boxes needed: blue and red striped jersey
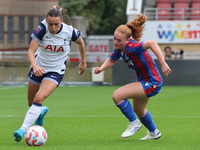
[110,39,162,85]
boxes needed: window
[0,16,4,43]
[7,16,13,43]
[19,16,24,42]
[28,16,34,40]
[38,16,44,24]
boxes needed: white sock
[130,119,139,125]
[150,129,160,135]
[21,103,42,132]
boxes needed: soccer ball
[25,125,47,146]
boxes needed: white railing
[1,51,200,62]
[67,52,111,63]
[144,7,200,20]
[0,51,29,61]
[0,51,111,62]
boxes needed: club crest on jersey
[127,59,134,66]
[45,45,64,52]
[125,55,134,66]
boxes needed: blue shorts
[27,68,64,87]
[140,81,162,98]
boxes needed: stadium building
[0,0,88,61]
[0,0,200,85]
[127,0,200,58]
[112,0,200,86]
[0,0,59,51]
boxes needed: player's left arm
[28,39,45,76]
[143,41,171,77]
[75,37,87,75]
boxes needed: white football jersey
[31,19,82,75]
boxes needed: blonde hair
[115,13,147,42]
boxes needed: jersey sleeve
[128,41,145,54]
[31,23,46,43]
[110,49,121,60]
[71,28,82,42]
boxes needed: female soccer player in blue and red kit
[94,14,171,140]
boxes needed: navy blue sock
[139,110,156,132]
[32,102,42,106]
[117,100,137,122]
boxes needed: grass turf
[0,86,200,150]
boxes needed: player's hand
[32,65,45,76]
[94,67,102,74]
[78,62,87,75]
[161,62,171,77]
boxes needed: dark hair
[115,13,147,42]
[164,46,172,51]
[46,6,68,20]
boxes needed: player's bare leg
[34,79,57,126]
[28,81,39,106]
[113,82,146,138]
[14,79,57,142]
[133,92,161,140]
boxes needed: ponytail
[126,13,147,42]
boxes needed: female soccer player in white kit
[13,6,87,142]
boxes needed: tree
[59,0,128,35]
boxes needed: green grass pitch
[0,85,200,150]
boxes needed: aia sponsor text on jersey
[45,45,64,52]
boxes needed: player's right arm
[94,57,117,74]
[28,39,45,76]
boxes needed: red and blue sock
[139,110,156,132]
[117,99,137,122]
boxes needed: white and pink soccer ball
[25,125,47,146]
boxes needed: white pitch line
[0,115,200,118]
[0,86,25,90]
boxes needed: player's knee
[34,93,45,104]
[112,90,121,104]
